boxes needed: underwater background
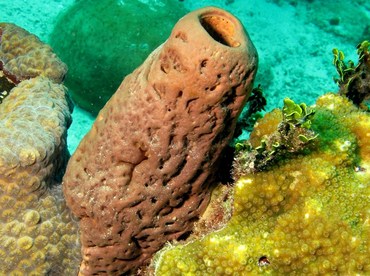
[1,0,368,154]
[0,1,369,275]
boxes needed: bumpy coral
[63,6,258,275]
[0,23,80,274]
[154,93,370,275]
[0,76,71,190]
[0,77,80,275]
[0,23,67,84]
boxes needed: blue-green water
[0,0,370,275]
[1,0,368,152]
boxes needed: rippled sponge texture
[63,6,258,274]
[0,77,80,274]
[154,93,370,275]
[0,23,67,83]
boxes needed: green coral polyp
[23,210,40,226]
[17,236,33,250]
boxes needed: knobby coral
[0,23,67,84]
[62,6,258,275]
[153,93,370,275]
[0,23,80,275]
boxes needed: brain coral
[63,6,258,275]
[0,23,67,84]
[0,23,80,274]
[153,93,370,275]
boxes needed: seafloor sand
[1,0,368,153]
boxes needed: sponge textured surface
[63,7,258,275]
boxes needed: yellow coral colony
[0,23,67,83]
[154,93,370,275]
[0,23,80,274]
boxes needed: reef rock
[63,6,258,275]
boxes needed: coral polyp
[153,93,370,275]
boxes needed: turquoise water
[0,1,369,275]
[1,0,368,152]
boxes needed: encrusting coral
[62,6,258,275]
[153,93,370,275]
[0,23,80,275]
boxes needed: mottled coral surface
[154,93,370,275]
[0,77,80,275]
[0,23,67,84]
[0,23,80,275]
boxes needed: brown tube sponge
[63,6,258,274]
